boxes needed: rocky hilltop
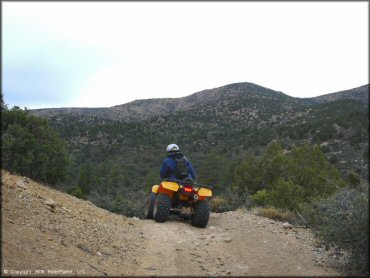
[32,82,369,122]
[312,84,369,104]
[2,170,343,276]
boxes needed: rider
[160,144,196,180]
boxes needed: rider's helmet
[166,143,180,153]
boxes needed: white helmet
[166,143,180,153]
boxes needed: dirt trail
[2,170,343,276]
[136,214,340,276]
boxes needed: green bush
[67,186,87,200]
[267,178,304,211]
[308,184,369,274]
[1,107,68,184]
[250,189,268,206]
[233,141,345,211]
[110,191,146,218]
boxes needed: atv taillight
[184,186,193,192]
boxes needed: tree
[288,144,343,201]
[267,178,304,210]
[77,162,96,193]
[235,141,345,211]
[1,107,68,184]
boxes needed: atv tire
[144,193,156,219]
[153,194,171,223]
[191,200,210,228]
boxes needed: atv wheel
[153,194,171,223]
[191,201,210,228]
[144,193,156,219]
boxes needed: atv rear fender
[152,182,212,200]
[152,182,180,198]
[152,185,159,193]
[197,188,212,197]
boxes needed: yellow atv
[144,179,213,228]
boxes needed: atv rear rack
[166,179,213,190]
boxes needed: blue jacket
[160,152,196,180]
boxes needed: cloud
[3,2,368,109]
[3,9,115,108]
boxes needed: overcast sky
[3,1,369,109]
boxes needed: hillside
[24,82,369,218]
[2,170,344,276]
[32,82,295,122]
[31,82,368,122]
[311,84,369,104]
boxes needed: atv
[144,179,213,228]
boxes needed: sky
[2,1,369,109]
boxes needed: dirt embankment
[2,170,343,276]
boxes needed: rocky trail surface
[2,170,343,276]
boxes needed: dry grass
[210,196,227,212]
[253,206,295,222]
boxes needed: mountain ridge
[31,82,369,122]
[27,81,368,204]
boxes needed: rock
[132,217,139,220]
[283,222,293,229]
[77,243,93,254]
[97,251,103,257]
[44,198,56,208]
[47,206,56,213]
[224,238,232,243]
[62,206,70,213]
[16,181,27,190]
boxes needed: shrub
[210,196,228,212]
[1,107,68,184]
[308,184,369,274]
[254,206,294,222]
[250,189,268,206]
[346,171,361,188]
[234,142,345,211]
[67,186,87,200]
[110,191,146,218]
[267,178,304,211]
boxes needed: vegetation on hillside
[233,141,345,211]
[308,183,369,274]
[1,105,69,184]
[2,83,368,275]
